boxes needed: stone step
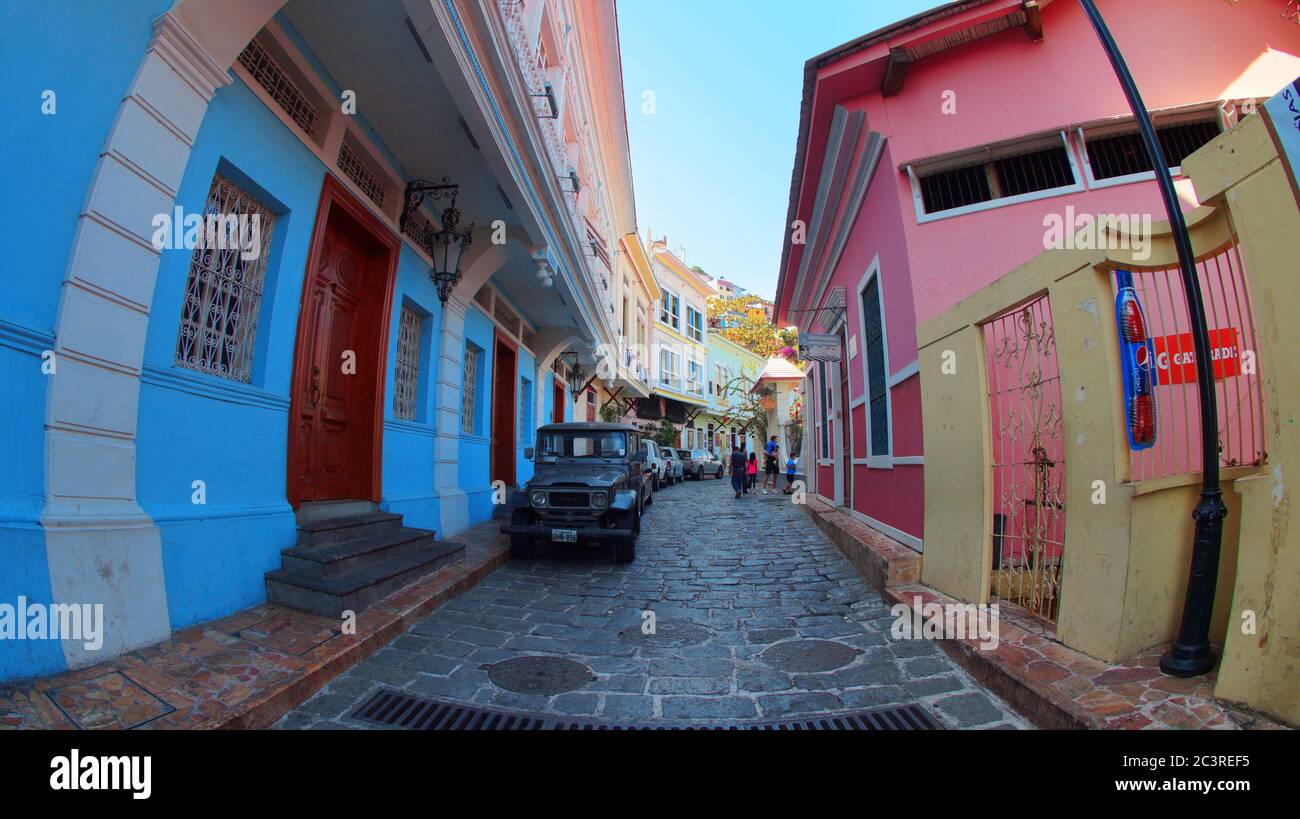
[281,526,439,579]
[295,511,404,548]
[265,540,465,618]
[295,499,379,525]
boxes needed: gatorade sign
[1151,328,1241,385]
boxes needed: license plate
[551,528,578,543]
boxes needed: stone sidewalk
[280,478,1029,728]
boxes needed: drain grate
[761,639,861,673]
[350,689,943,730]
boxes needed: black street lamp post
[1078,0,1227,676]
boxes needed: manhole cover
[487,656,594,695]
[618,620,713,646]
[761,639,860,673]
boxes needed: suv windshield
[537,430,627,461]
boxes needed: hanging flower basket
[759,396,777,411]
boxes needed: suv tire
[695,467,704,481]
[715,467,723,478]
[509,508,535,559]
[613,508,638,563]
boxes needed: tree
[652,420,679,448]
[717,373,768,444]
[707,295,783,358]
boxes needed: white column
[433,294,471,536]
[41,14,232,667]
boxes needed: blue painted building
[0,0,652,682]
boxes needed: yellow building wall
[1184,113,1300,726]
[916,122,1291,697]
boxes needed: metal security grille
[461,345,479,435]
[983,295,1066,622]
[337,141,387,209]
[237,38,319,136]
[992,145,1075,198]
[1086,119,1220,180]
[174,173,277,384]
[919,162,991,213]
[919,144,1075,214]
[1117,244,1266,482]
[351,689,944,730]
[393,306,423,421]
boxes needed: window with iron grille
[174,173,277,384]
[917,140,1076,215]
[860,277,889,457]
[462,344,480,435]
[1085,119,1220,180]
[237,38,320,136]
[393,305,424,421]
[337,139,387,209]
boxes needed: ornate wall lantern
[401,177,474,304]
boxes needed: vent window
[237,37,322,138]
[917,141,1076,216]
[338,137,389,209]
[1086,119,1220,180]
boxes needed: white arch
[41,2,285,667]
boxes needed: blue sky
[617,0,940,299]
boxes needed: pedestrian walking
[763,435,780,492]
[782,454,798,494]
[730,446,747,498]
[746,451,758,492]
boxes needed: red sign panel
[1152,328,1241,385]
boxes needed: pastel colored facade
[698,333,765,455]
[640,238,711,443]
[750,356,806,465]
[1,0,645,681]
[918,111,1298,724]
[775,0,1300,555]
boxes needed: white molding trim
[889,359,920,387]
[892,455,924,465]
[855,255,892,470]
[846,507,923,553]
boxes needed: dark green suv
[499,422,650,563]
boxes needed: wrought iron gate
[983,295,1067,622]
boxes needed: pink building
[774,0,1300,553]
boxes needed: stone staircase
[265,500,464,617]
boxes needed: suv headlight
[530,490,547,507]
[592,492,609,509]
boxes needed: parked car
[643,440,669,490]
[658,447,685,485]
[680,448,725,480]
[501,422,650,563]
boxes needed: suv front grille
[549,492,589,508]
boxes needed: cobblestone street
[280,478,1028,728]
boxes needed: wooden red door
[553,379,565,422]
[490,335,517,487]
[293,229,368,501]
[838,329,852,507]
[289,177,398,507]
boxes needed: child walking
[746,452,758,492]
[782,455,798,494]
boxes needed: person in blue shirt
[782,455,798,494]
